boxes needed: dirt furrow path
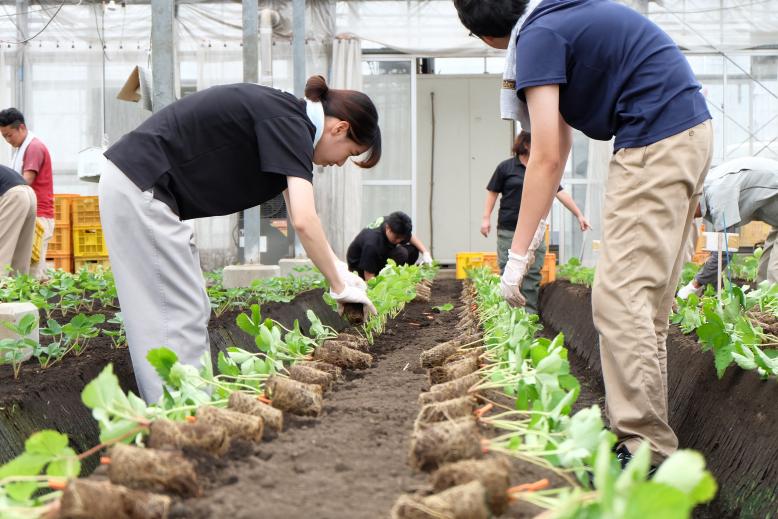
[183,277,462,519]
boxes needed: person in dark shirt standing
[347,211,433,280]
[455,0,713,469]
[100,76,381,403]
[0,164,37,275]
[481,131,590,313]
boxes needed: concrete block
[0,302,39,363]
[222,264,282,289]
[279,258,315,278]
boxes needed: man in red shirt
[0,108,55,280]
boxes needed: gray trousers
[99,161,211,403]
[497,228,546,314]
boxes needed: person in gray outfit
[678,157,778,299]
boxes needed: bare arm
[510,85,572,255]
[555,190,592,231]
[481,191,499,237]
[284,178,344,294]
[22,170,36,185]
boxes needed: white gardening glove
[330,286,377,320]
[420,251,434,265]
[677,281,702,300]
[335,260,366,290]
[500,250,531,307]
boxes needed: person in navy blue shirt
[455,0,713,470]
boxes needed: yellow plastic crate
[455,252,500,279]
[74,256,110,273]
[73,227,108,257]
[72,196,102,228]
[30,219,45,263]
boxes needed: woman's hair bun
[305,75,330,102]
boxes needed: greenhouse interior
[0,1,776,518]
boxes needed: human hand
[578,215,592,232]
[500,250,530,307]
[335,260,366,290]
[330,286,377,321]
[421,251,434,265]
[480,217,491,238]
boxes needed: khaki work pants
[0,185,37,276]
[592,120,713,464]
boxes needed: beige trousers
[592,120,713,464]
[0,185,37,276]
[30,217,55,279]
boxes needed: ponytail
[305,75,382,168]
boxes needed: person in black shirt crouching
[347,211,433,280]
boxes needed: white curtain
[0,48,12,168]
[314,37,363,258]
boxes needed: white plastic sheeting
[313,36,364,258]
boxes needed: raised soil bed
[540,280,778,519]
[0,288,345,469]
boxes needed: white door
[416,75,514,263]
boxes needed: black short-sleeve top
[104,84,316,220]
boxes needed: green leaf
[654,449,718,503]
[218,351,240,377]
[147,348,179,385]
[622,482,694,519]
[25,430,68,457]
[432,303,454,312]
[713,343,734,378]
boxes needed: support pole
[242,0,261,263]
[242,0,259,84]
[290,0,306,258]
[14,0,28,111]
[150,0,175,112]
[292,0,306,98]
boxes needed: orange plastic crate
[74,256,110,273]
[54,194,79,227]
[48,225,72,256]
[73,227,108,257]
[47,254,74,273]
[72,196,102,228]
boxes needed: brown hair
[512,131,531,158]
[305,75,382,168]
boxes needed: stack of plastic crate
[72,196,110,272]
[47,194,79,273]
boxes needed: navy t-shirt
[516,0,711,150]
[487,157,563,231]
[105,84,316,220]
